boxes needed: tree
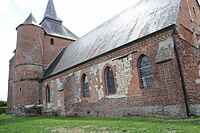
[0,100,7,107]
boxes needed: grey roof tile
[42,0,61,22]
[40,0,78,40]
[40,19,78,40]
[23,13,38,25]
[44,0,181,78]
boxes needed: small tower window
[193,7,196,18]
[46,85,51,103]
[139,55,154,88]
[105,67,116,94]
[50,38,54,45]
[82,74,90,97]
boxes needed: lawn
[0,114,200,133]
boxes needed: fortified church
[8,0,200,117]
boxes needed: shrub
[0,107,6,115]
[0,101,7,107]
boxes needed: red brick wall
[176,37,200,115]
[7,56,15,112]
[43,35,75,68]
[15,25,44,65]
[42,29,188,117]
[13,24,44,107]
[13,81,41,106]
[177,0,200,46]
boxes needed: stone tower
[13,13,44,108]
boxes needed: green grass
[0,114,200,133]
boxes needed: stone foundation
[11,105,43,116]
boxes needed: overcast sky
[0,0,139,101]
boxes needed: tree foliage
[0,101,7,107]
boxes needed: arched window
[105,67,116,94]
[82,74,90,97]
[139,55,154,88]
[46,85,51,103]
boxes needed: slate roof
[44,0,181,78]
[42,0,61,22]
[23,13,38,25]
[40,0,78,40]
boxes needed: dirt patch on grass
[82,125,109,132]
[51,124,131,133]
[82,125,97,129]
[167,130,176,133]
[51,127,84,133]
[51,126,110,133]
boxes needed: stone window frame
[81,73,90,97]
[138,55,155,88]
[46,85,51,103]
[102,64,117,95]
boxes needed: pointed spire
[23,13,37,25]
[39,0,77,39]
[43,0,62,22]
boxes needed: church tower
[8,0,78,114]
[13,13,44,109]
[40,0,78,68]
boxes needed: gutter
[172,25,190,117]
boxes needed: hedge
[0,107,6,115]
